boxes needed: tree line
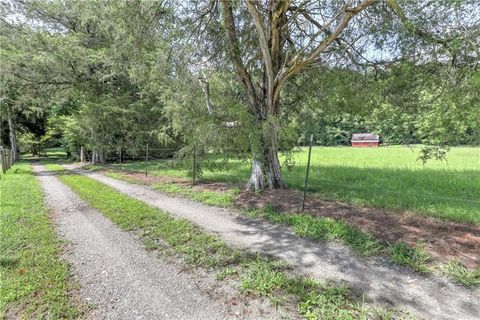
[1,0,478,191]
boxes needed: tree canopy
[1,0,478,189]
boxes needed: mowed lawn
[0,163,82,318]
[107,146,480,224]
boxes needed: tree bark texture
[7,107,19,162]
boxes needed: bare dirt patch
[234,188,480,270]
[96,168,480,270]
[112,169,189,185]
[104,168,242,192]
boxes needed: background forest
[1,0,479,182]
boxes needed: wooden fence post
[0,147,5,174]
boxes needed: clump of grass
[0,163,83,318]
[240,258,289,296]
[216,267,238,281]
[298,285,364,320]
[153,182,240,207]
[389,242,432,274]
[441,262,480,287]
[83,164,102,171]
[103,170,129,179]
[248,206,382,256]
[53,168,405,319]
[0,256,19,268]
[240,257,378,320]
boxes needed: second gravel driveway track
[64,164,480,320]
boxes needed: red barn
[351,133,380,147]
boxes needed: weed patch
[389,242,431,274]
[248,206,382,256]
[240,257,374,320]
[441,262,480,287]
[215,267,238,281]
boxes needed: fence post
[301,134,314,211]
[0,147,5,174]
[192,144,197,186]
[6,148,12,170]
[4,150,8,171]
[145,143,149,177]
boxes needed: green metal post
[193,144,196,186]
[302,134,314,211]
[145,143,149,177]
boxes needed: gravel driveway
[33,163,238,319]
[66,164,480,320]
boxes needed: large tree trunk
[246,116,286,191]
[246,137,286,191]
[92,148,99,164]
[7,107,18,162]
[246,158,265,191]
[265,138,285,189]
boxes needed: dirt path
[66,164,480,320]
[33,163,239,319]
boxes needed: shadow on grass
[201,163,480,224]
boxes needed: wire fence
[81,141,480,211]
[293,140,479,209]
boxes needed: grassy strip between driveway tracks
[0,163,84,319]
[46,163,409,320]
[100,168,480,287]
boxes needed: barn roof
[351,133,379,142]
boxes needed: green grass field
[100,146,480,224]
